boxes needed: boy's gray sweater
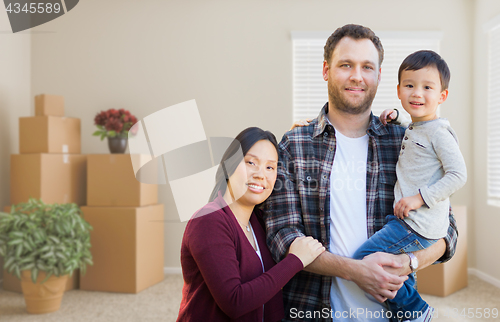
[395,118,467,239]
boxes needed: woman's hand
[290,118,312,131]
[288,236,325,267]
[379,109,398,125]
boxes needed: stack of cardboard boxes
[80,154,164,293]
[4,94,85,292]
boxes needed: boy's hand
[290,118,313,131]
[380,109,398,125]
[394,194,424,219]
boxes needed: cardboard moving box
[87,154,158,207]
[79,204,164,293]
[10,154,87,205]
[19,116,80,154]
[417,205,468,297]
[35,94,64,116]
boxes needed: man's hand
[379,109,397,125]
[350,252,408,303]
[394,194,424,219]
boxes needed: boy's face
[397,66,448,122]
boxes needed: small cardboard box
[417,206,468,297]
[10,154,87,206]
[79,204,164,293]
[35,94,64,116]
[19,116,80,154]
[2,206,79,292]
[87,154,158,207]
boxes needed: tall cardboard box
[19,116,80,154]
[417,206,468,296]
[10,154,87,205]
[87,154,157,207]
[79,204,164,293]
[1,206,79,292]
[35,94,64,116]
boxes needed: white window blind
[292,31,441,121]
[485,17,500,206]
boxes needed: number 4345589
[6,2,62,14]
[436,307,499,319]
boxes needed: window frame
[484,16,500,207]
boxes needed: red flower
[93,108,138,136]
[106,109,119,118]
[94,111,108,126]
[105,118,123,133]
[119,109,131,117]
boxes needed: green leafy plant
[0,199,93,284]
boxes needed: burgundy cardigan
[177,193,303,322]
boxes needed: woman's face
[227,140,278,207]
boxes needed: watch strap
[406,252,418,272]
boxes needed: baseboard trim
[468,268,500,289]
[164,267,182,275]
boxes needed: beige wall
[0,10,31,280]
[473,0,500,282]
[27,0,475,269]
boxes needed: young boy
[352,50,467,322]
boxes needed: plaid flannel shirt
[263,103,458,322]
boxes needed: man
[264,24,458,322]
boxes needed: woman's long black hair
[208,127,278,202]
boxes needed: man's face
[323,37,381,115]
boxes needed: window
[484,16,500,207]
[292,31,442,121]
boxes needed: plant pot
[20,270,69,314]
[107,136,128,154]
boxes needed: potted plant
[0,199,93,314]
[93,108,138,153]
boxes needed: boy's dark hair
[398,50,450,90]
[324,24,384,66]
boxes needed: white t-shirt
[329,130,389,322]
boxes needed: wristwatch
[406,252,418,272]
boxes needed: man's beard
[328,80,377,115]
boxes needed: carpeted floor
[0,274,498,321]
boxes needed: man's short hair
[398,50,451,91]
[323,24,384,66]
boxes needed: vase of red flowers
[93,109,138,154]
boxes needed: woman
[177,127,325,322]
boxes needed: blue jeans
[352,215,438,321]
